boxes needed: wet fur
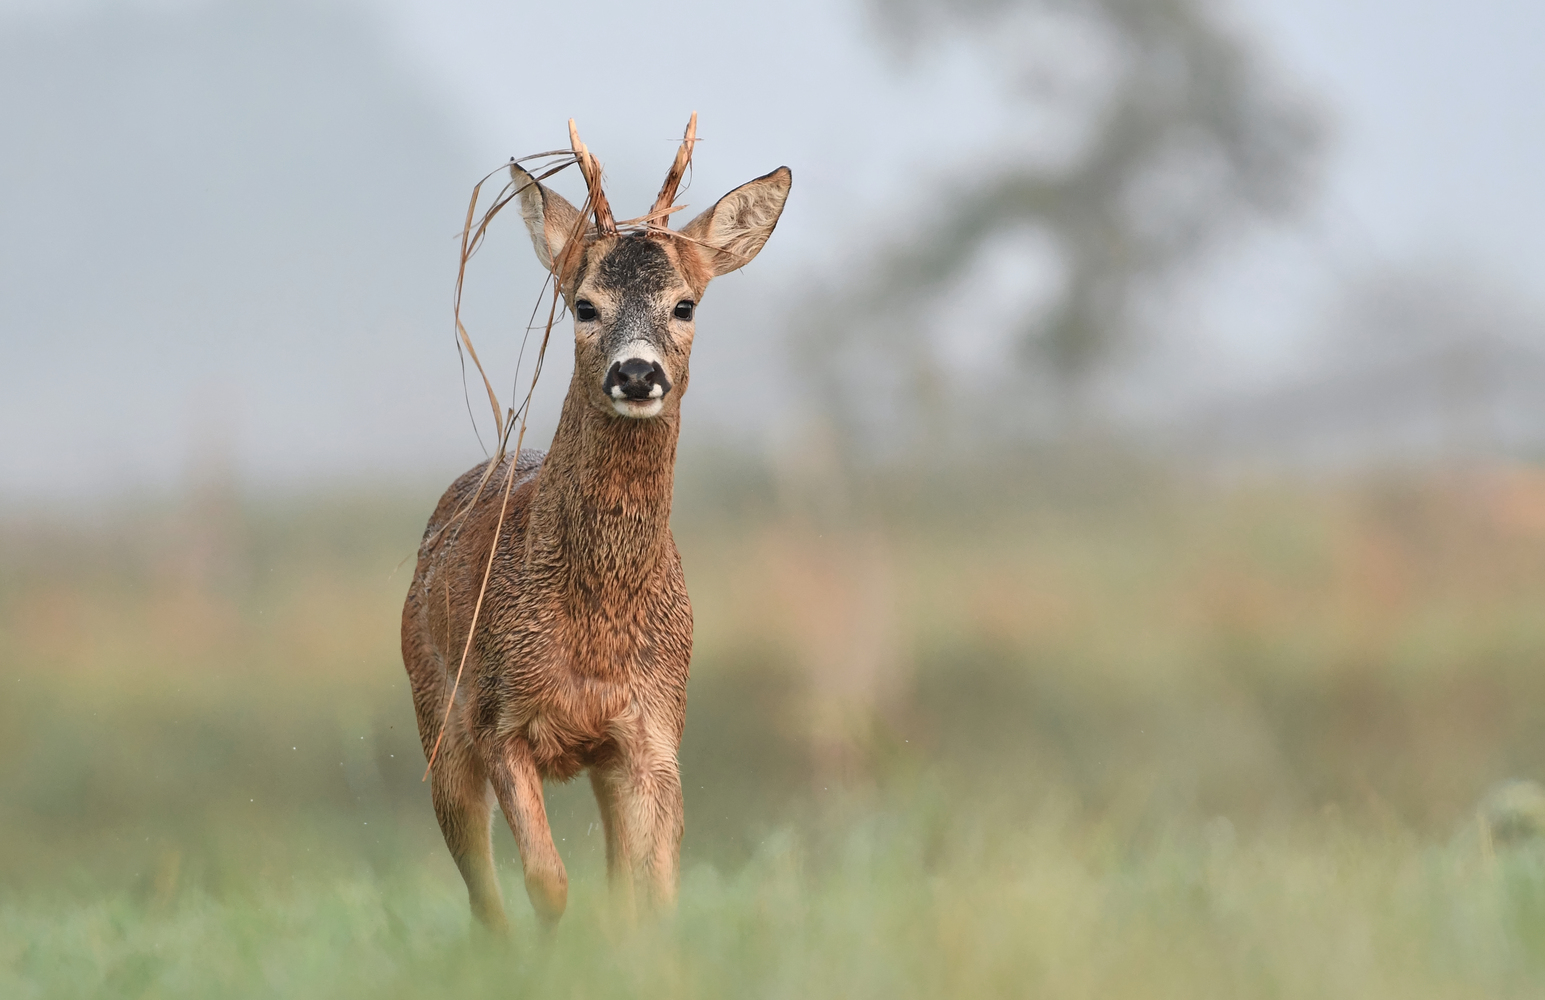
[402,161,790,933]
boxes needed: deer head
[512,117,791,421]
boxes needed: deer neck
[529,383,679,593]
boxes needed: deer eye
[673,300,695,321]
[575,300,598,321]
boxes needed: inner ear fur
[680,167,792,277]
[512,163,586,275]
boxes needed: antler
[650,112,698,228]
[568,118,617,236]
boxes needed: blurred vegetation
[5,454,1545,995]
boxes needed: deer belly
[519,682,631,780]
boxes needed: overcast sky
[0,0,1540,499]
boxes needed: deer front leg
[484,736,568,926]
[589,764,636,917]
[591,730,684,911]
[641,751,685,909]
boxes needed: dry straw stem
[451,150,573,450]
[422,447,520,777]
[426,133,609,777]
[432,150,583,550]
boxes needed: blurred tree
[803,0,1321,449]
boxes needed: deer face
[513,137,790,422]
[566,233,701,420]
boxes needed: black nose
[604,358,673,400]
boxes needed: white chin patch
[612,398,664,419]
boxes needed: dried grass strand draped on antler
[425,141,596,777]
[650,111,698,227]
[568,118,616,236]
[450,150,574,448]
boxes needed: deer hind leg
[429,744,507,933]
[485,736,568,926]
[591,734,684,911]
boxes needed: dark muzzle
[604,358,673,400]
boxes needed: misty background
[9,6,1545,993]
[2,0,1542,502]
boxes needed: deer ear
[512,163,585,274]
[681,167,791,277]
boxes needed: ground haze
[4,454,1545,997]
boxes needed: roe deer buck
[402,116,791,932]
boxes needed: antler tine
[650,111,698,227]
[567,118,617,236]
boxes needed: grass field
[6,809,1545,999]
[5,454,1545,997]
